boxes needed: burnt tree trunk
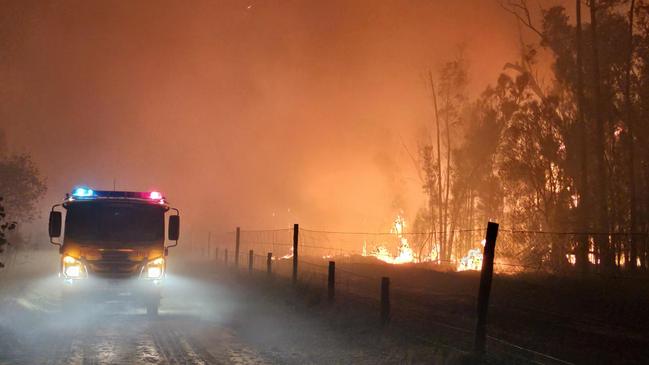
[589,0,613,272]
[575,0,591,273]
[625,0,638,270]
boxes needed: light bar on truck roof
[72,187,95,197]
[69,187,166,203]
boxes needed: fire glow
[357,215,485,271]
[361,215,416,264]
[456,239,486,271]
[273,247,293,260]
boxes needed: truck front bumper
[62,276,162,303]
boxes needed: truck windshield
[65,202,164,242]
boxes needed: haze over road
[1,250,442,365]
[0,251,270,364]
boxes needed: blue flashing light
[72,187,94,197]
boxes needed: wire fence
[198,225,649,274]
[192,223,649,364]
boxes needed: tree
[0,153,47,222]
[575,0,591,273]
[437,55,469,260]
[588,0,614,271]
[0,197,17,268]
[450,99,504,258]
[634,0,649,268]
[624,0,638,270]
[411,2,649,272]
[488,0,649,271]
[419,53,469,262]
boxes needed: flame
[566,239,601,266]
[456,249,483,271]
[362,215,416,264]
[356,215,487,270]
[566,249,600,266]
[566,254,576,265]
[565,252,637,266]
[456,239,485,271]
[273,247,293,260]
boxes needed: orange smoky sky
[1,0,567,238]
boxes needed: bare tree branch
[499,0,545,40]
[398,133,424,184]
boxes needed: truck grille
[86,251,142,278]
[100,251,130,261]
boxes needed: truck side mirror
[168,215,180,241]
[49,211,62,238]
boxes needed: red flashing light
[149,191,162,200]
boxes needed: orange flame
[362,215,416,264]
[273,247,293,260]
[456,239,485,271]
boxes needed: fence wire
[202,224,649,364]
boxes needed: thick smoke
[1,0,535,241]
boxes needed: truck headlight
[142,257,164,279]
[62,255,86,279]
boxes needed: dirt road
[0,252,272,365]
[3,310,267,365]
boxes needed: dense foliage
[0,197,16,268]
[0,129,46,223]
[414,1,649,273]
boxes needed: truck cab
[48,187,180,316]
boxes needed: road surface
[0,252,272,365]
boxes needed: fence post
[292,223,299,285]
[215,247,219,261]
[328,261,335,302]
[474,221,499,356]
[381,277,390,325]
[267,252,272,276]
[235,227,241,268]
[249,250,254,273]
[224,248,228,266]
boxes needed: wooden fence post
[381,277,390,325]
[292,223,299,285]
[474,221,499,356]
[267,252,272,276]
[235,227,241,268]
[224,248,228,266]
[215,247,219,261]
[328,261,335,302]
[249,250,254,273]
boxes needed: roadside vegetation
[0,128,46,267]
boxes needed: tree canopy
[414,1,649,273]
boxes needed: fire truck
[48,187,180,316]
